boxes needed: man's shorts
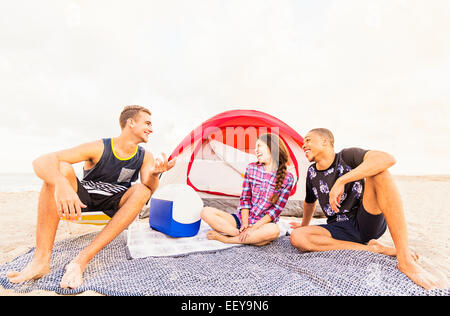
[76,179,126,218]
[319,203,387,244]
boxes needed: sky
[0,0,449,175]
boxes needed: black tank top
[81,138,145,196]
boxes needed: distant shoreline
[1,174,450,194]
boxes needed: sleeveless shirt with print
[81,138,145,196]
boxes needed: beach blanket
[127,221,243,258]
[0,232,448,296]
[126,219,297,258]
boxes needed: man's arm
[337,150,395,185]
[140,152,176,193]
[139,152,158,193]
[301,201,317,227]
[329,150,396,212]
[32,140,104,220]
[291,172,317,228]
[290,201,316,229]
[33,140,103,184]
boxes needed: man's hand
[54,178,86,221]
[289,222,302,229]
[151,153,176,176]
[329,180,345,213]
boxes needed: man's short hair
[309,128,335,147]
[119,105,152,129]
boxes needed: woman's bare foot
[7,259,50,283]
[368,239,419,261]
[206,230,228,242]
[59,261,85,289]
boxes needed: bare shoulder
[77,139,104,151]
[54,139,105,164]
[82,140,104,161]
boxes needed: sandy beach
[1,175,449,296]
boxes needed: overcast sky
[0,0,449,175]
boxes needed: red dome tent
[152,109,313,217]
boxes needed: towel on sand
[126,219,299,258]
[0,230,448,296]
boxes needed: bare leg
[200,207,240,237]
[7,162,76,283]
[290,225,380,253]
[364,170,445,289]
[289,226,418,260]
[60,183,151,289]
[290,171,446,289]
[289,170,420,255]
[206,223,280,246]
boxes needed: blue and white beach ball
[149,184,204,237]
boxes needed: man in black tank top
[289,128,445,290]
[7,105,176,289]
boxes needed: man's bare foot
[368,239,419,261]
[60,261,85,289]
[398,259,448,290]
[7,259,50,283]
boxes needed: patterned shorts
[76,178,127,218]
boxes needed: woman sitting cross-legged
[201,133,295,246]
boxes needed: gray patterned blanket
[0,232,448,296]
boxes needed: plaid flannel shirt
[237,162,295,224]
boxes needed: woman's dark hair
[257,133,290,204]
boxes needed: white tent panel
[189,160,244,196]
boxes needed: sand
[1,175,449,296]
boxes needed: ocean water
[0,173,44,192]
